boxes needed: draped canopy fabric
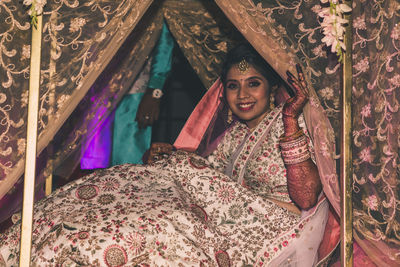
[351,1,400,265]
[163,0,244,88]
[0,0,246,221]
[0,0,155,199]
[0,0,398,265]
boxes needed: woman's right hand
[143,142,174,164]
[282,64,309,136]
[283,64,309,120]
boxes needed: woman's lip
[237,102,255,111]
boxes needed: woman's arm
[282,117,322,210]
[281,64,322,210]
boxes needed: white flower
[24,0,47,16]
[336,3,352,13]
[34,0,47,15]
[36,0,47,6]
[311,5,322,14]
[318,1,351,59]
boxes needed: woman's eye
[227,83,238,90]
[249,81,260,87]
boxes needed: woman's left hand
[283,64,309,119]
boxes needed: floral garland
[318,0,352,62]
[23,0,47,27]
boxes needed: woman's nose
[237,87,249,99]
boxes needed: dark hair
[220,43,281,88]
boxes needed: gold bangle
[279,129,304,142]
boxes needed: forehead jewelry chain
[237,58,250,74]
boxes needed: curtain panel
[352,1,400,265]
[0,0,154,199]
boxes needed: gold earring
[227,108,233,124]
[270,92,275,110]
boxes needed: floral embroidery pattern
[208,106,314,203]
[217,185,236,204]
[352,2,400,258]
[0,145,323,266]
[126,232,146,255]
[103,244,128,267]
[75,184,99,200]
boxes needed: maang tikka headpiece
[237,58,249,74]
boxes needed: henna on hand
[283,117,301,137]
[285,159,322,210]
[283,64,309,119]
[281,65,322,210]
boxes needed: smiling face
[225,64,271,129]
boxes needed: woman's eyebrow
[245,76,263,81]
[226,76,262,83]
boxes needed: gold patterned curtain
[163,0,244,89]
[0,0,155,199]
[0,0,245,222]
[49,4,164,182]
[352,1,400,265]
[47,0,245,181]
[216,0,399,264]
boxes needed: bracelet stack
[279,130,311,165]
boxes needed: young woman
[0,44,338,266]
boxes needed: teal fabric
[111,93,152,165]
[147,22,174,89]
[111,22,174,165]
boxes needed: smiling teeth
[239,103,253,108]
